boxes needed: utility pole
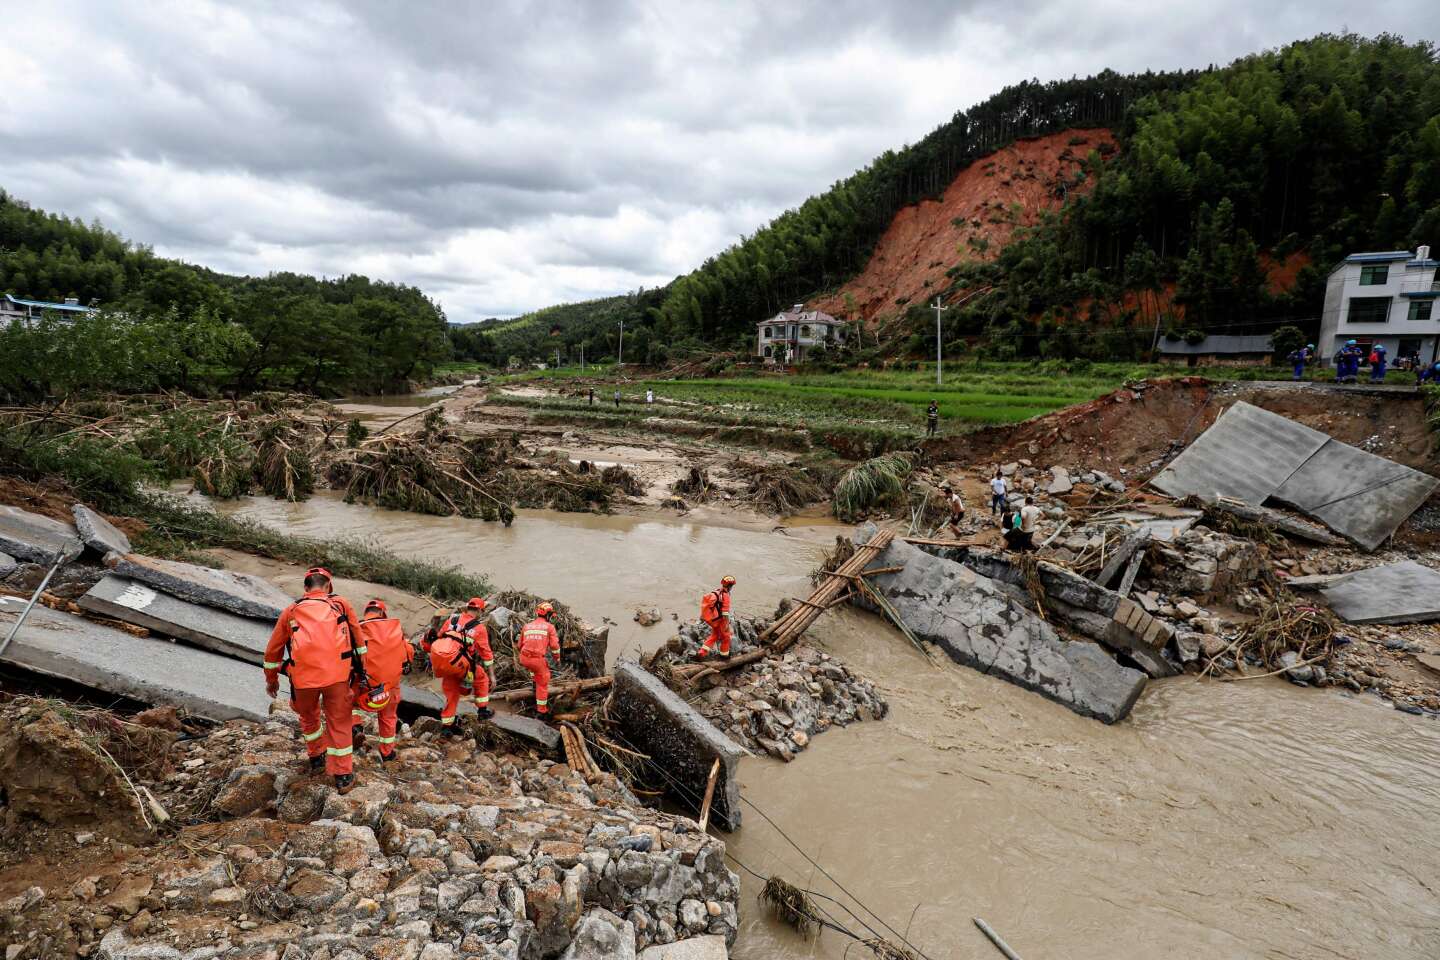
[555,347,561,370]
[618,320,625,366]
[932,298,948,387]
[580,341,585,372]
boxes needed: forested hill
[0,191,448,395]
[503,33,1440,365]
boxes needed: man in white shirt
[1017,496,1043,552]
[989,469,1008,517]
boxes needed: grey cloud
[2,0,1438,320]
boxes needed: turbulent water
[219,494,1440,960]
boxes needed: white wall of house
[1318,247,1440,364]
[756,306,847,363]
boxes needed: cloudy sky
[2,2,1437,321]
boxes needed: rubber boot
[476,706,494,720]
[334,773,356,795]
[307,755,325,774]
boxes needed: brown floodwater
[217,494,1440,959]
[211,492,831,663]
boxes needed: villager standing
[614,389,621,409]
[646,388,654,405]
[989,468,1008,517]
[519,603,562,716]
[354,598,414,763]
[1288,344,1314,381]
[1016,496,1043,552]
[422,598,495,732]
[263,567,366,794]
[588,388,595,406]
[926,400,940,437]
[1369,342,1388,382]
[696,575,737,660]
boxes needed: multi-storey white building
[755,305,847,364]
[1318,245,1440,365]
[0,293,97,326]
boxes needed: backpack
[285,596,357,688]
[700,591,721,622]
[1369,351,1380,365]
[431,614,481,678]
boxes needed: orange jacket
[264,589,365,689]
[701,588,731,624]
[423,613,494,666]
[519,617,560,658]
[358,616,414,689]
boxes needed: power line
[599,726,937,960]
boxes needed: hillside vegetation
[503,34,1440,365]
[0,191,448,398]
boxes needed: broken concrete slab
[1046,466,1073,495]
[79,575,273,662]
[1151,402,1330,505]
[1151,401,1436,551]
[72,504,131,557]
[916,541,1177,679]
[1272,440,1438,551]
[1319,561,1440,625]
[609,660,747,831]
[861,529,1147,722]
[1198,497,1341,546]
[1109,509,1202,543]
[0,505,83,566]
[107,553,291,620]
[489,713,562,753]
[0,596,270,722]
[74,574,447,716]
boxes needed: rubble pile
[664,618,889,761]
[0,700,740,960]
[1142,528,1263,602]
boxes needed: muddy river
[217,494,1440,959]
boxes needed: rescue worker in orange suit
[695,576,737,660]
[421,598,495,732]
[519,603,562,717]
[353,598,414,763]
[264,567,365,794]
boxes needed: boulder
[853,526,1145,723]
[1046,466,1073,495]
[0,551,16,580]
[561,909,637,960]
[637,936,728,959]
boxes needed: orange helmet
[466,597,488,612]
[721,575,736,588]
[306,567,333,581]
[363,598,388,618]
[535,601,555,619]
[355,682,391,714]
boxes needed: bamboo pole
[697,758,722,832]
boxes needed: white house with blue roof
[1318,245,1440,365]
[0,293,98,326]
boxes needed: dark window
[1408,300,1433,322]
[763,326,772,338]
[1399,337,1423,358]
[1360,264,1390,285]
[800,325,811,338]
[1347,297,1392,323]
[763,345,772,358]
